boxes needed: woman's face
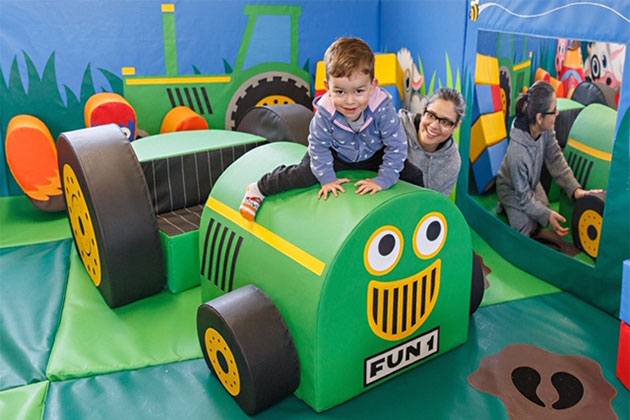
[537,93,559,132]
[418,98,460,152]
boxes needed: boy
[240,37,423,221]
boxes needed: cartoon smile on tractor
[122,3,312,133]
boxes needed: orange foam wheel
[159,106,209,133]
[5,115,65,212]
[85,92,137,140]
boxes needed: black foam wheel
[470,252,485,315]
[236,104,313,146]
[571,192,606,260]
[499,66,512,129]
[570,81,607,107]
[57,124,165,308]
[197,285,299,415]
[225,71,311,130]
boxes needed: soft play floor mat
[1,196,627,419]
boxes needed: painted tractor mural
[122,4,312,133]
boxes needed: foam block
[161,230,200,293]
[621,260,630,325]
[475,54,500,85]
[617,321,630,390]
[473,84,502,122]
[470,111,507,163]
[160,106,209,133]
[472,138,508,193]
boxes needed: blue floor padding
[42,292,629,419]
[0,239,71,390]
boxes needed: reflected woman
[399,88,466,197]
[496,80,602,237]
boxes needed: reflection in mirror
[468,31,625,266]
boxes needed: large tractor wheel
[499,66,512,129]
[57,124,165,308]
[571,191,606,260]
[236,104,314,146]
[470,252,485,315]
[197,285,299,415]
[225,71,311,130]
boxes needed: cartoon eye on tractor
[122,3,312,134]
[56,118,484,414]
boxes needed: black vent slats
[166,87,213,115]
[200,217,244,293]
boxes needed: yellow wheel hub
[255,95,295,107]
[578,209,602,258]
[63,164,102,286]
[500,88,508,118]
[205,328,241,396]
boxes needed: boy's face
[324,71,377,122]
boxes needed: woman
[496,80,601,237]
[399,88,466,197]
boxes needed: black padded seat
[156,204,204,236]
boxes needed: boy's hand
[354,179,382,196]
[318,178,351,200]
[549,210,569,237]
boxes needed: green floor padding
[471,229,561,306]
[470,192,596,266]
[2,191,628,419]
[43,292,628,419]
[0,240,71,390]
[0,381,49,420]
[45,248,202,381]
[0,196,71,248]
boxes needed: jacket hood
[313,88,392,119]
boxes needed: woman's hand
[354,178,383,196]
[573,188,604,200]
[318,178,351,200]
[549,210,569,237]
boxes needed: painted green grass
[0,51,122,195]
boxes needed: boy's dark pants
[257,149,424,196]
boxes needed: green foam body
[199,142,474,411]
[161,230,200,293]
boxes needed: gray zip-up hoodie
[496,120,581,226]
[399,109,461,196]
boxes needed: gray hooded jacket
[496,122,580,226]
[399,109,461,196]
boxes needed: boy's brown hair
[324,37,375,80]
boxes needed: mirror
[468,30,625,264]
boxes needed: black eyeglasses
[423,110,457,129]
[543,107,558,116]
